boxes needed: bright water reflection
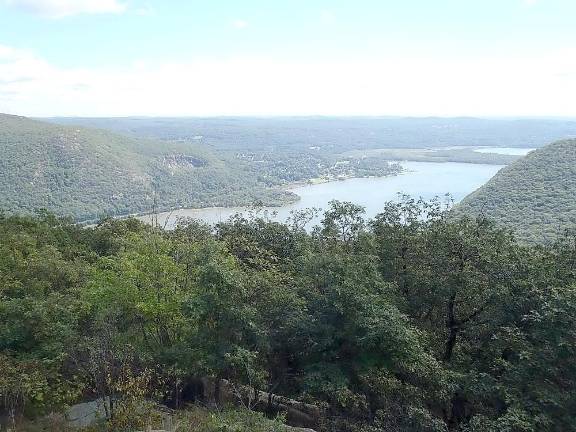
[140,161,504,229]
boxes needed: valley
[139,160,504,228]
[2,116,576,432]
[4,1,576,430]
[3,114,574,241]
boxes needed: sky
[0,0,576,117]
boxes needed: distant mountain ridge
[456,139,576,243]
[0,114,293,221]
[47,116,576,152]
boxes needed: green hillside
[0,114,295,221]
[456,139,576,243]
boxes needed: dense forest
[0,114,400,221]
[2,199,576,431]
[456,139,576,243]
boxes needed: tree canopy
[456,139,576,243]
[2,201,576,431]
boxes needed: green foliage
[176,406,286,432]
[1,201,576,431]
[456,139,576,243]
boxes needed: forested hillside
[456,139,576,243]
[2,201,576,431]
[0,114,303,221]
[0,114,402,221]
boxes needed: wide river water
[140,160,506,229]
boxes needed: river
[139,160,505,229]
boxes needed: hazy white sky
[1,0,575,117]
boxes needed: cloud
[4,0,127,18]
[1,44,576,117]
[522,0,538,6]
[232,19,249,29]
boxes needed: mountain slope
[0,114,293,221]
[456,139,576,243]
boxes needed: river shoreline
[85,147,526,227]
[134,161,505,229]
[80,169,404,226]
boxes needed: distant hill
[47,116,576,152]
[0,114,294,221]
[456,139,576,243]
